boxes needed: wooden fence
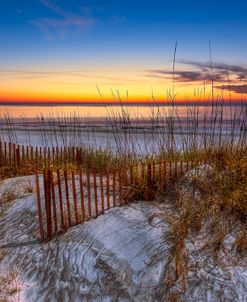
[0,139,103,174]
[36,160,195,241]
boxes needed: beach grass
[0,98,246,298]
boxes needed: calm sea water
[0,104,245,153]
[0,104,244,122]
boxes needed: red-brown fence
[0,140,97,174]
[36,160,196,241]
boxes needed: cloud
[180,61,247,81]
[0,68,145,84]
[0,69,97,77]
[216,84,247,94]
[31,18,95,39]
[40,0,67,17]
[147,61,247,94]
[30,0,95,39]
[148,69,226,83]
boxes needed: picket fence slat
[51,172,58,234]
[64,170,72,228]
[57,169,65,230]
[79,170,85,222]
[87,172,92,219]
[0,137,195,241]
[93,172,99,217]
[35,169,44,241]
[100,172,104,213]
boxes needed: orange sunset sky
[1,0,247,104]
[0,65,245,104]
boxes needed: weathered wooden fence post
[174,161,178,178]
[31,146,34,164]
[0,140,2,166]
[4,142,7,162]
[39,147,42,161]
[141,163,145,185]
[158,160,162,180]
[169,161,172,178]
[163,161,167,179]
[43,169,52,239]
[180,160,184,175]
[35,147,38,165]
[93,172,99,217]
[152,160,156,179]
[57,169,65,230]
[16,145,20,169]
[52,147,55,164]
[56,147,59,164]
[8,142,12,166]
[72,171,79,224]
[118,169,123,206]
[26,145,29,162]
[79,170,85,222]
[145,162,154,201]
[100,171,104,213]
[106,171,110,209]
[64,170,72,227]
[113,171,116,207]
[76,148,81,166]
[51,172,58,233]
[36,169,44,241]
[43,147,46,163]
[123,167,128,204]
[86,171,92,219]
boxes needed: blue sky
[1,0,247,64]
[0,0,247,102]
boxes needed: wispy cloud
[147,61,247,94]
[181,61,247,81]
[147,69,226,83]
[40,0,67,17]
[0,68,145,84]
[0,69,100,80]
[216,84,247,94]
[30,0,95,39]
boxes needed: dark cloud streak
[147,61,247,94]
[148,69,226,83]
[216,84,247,94]
[181,60,247,81]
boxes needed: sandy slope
[0,175,171,301]
[0,173,246,302]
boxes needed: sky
[0,0,247,104]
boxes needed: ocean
[0,103,246,154]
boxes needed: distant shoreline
[0,101,246,107]
[0,125,238,136]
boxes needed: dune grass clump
[160,146,247,298]
[0,100,246,301]
[0,99,247,174]
[0,270,21,301]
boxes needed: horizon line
[0,100,246,107]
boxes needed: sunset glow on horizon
[1,0,247,105]
[1,65,246,104]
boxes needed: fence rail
[0,140,101,174]
[0,140,197,241]
[36,160,196,241]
